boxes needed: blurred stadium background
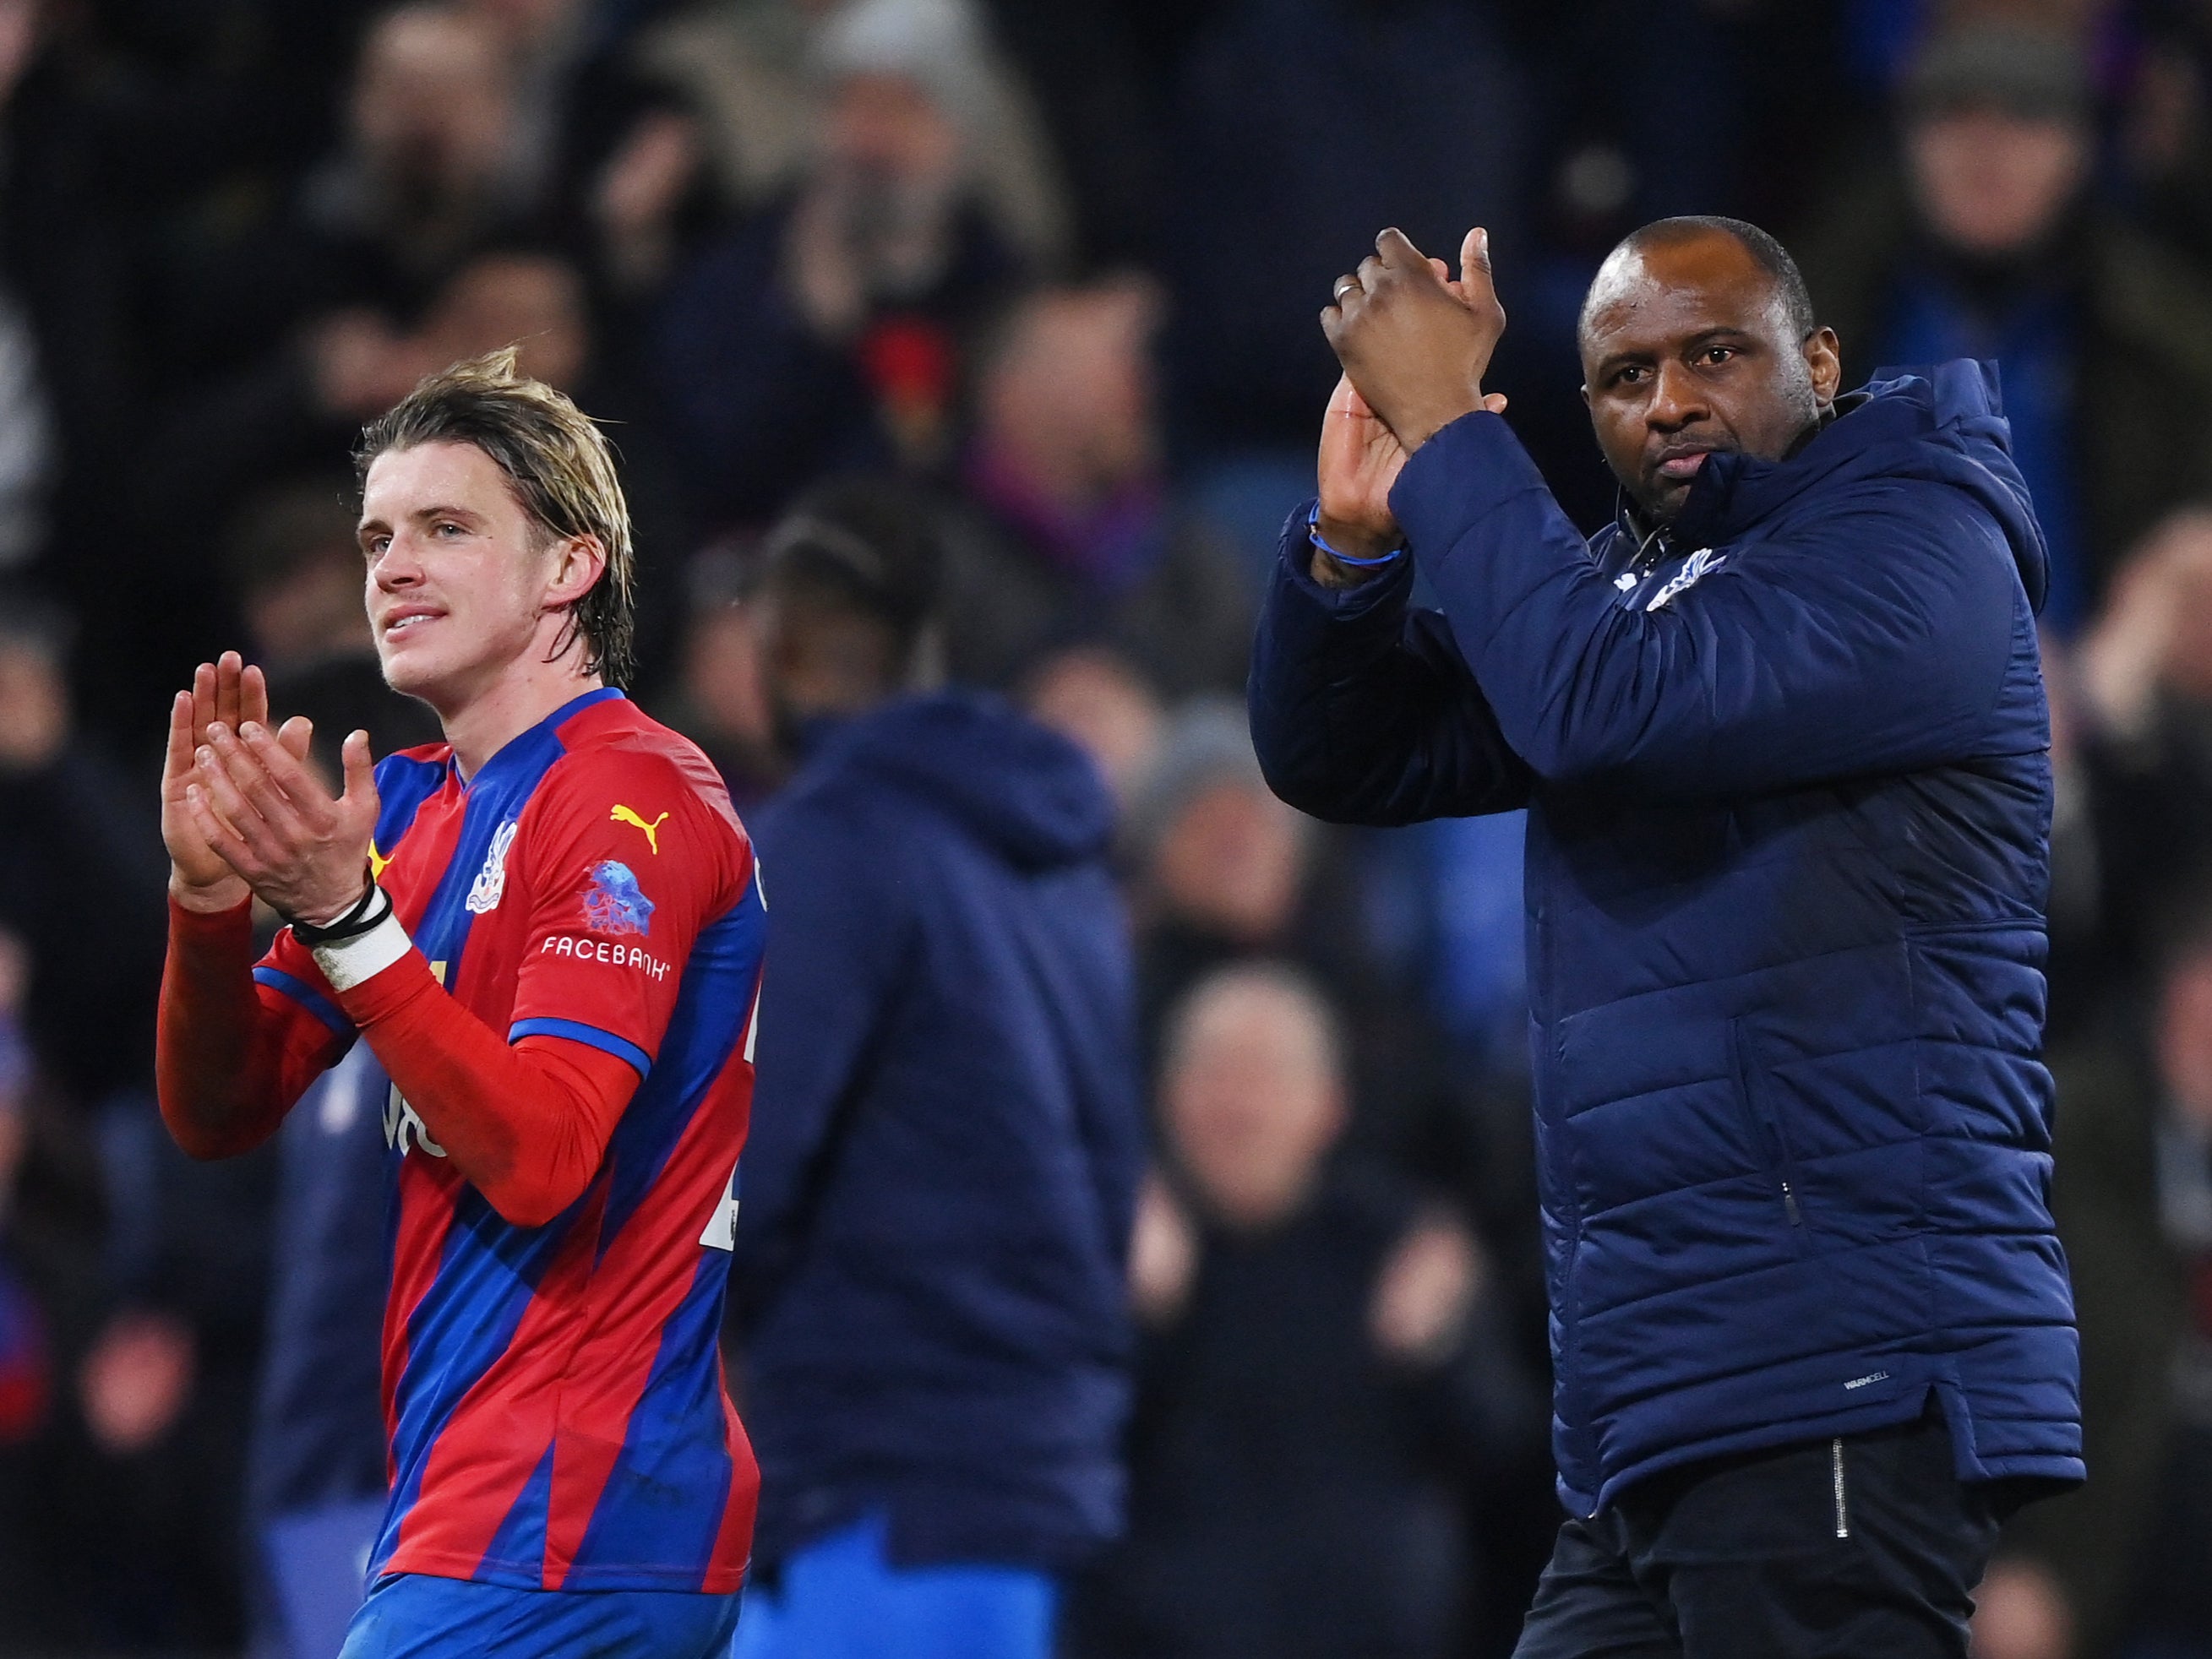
[0,0,2209,1654]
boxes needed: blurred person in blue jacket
[1249,214,2079,1656]
[727,477,1145,1659]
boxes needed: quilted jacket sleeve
[1246,503,1535,826]
[1392,412,2033,802]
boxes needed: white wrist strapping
[308,891,413,991]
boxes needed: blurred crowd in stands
[0,0,2209,1654]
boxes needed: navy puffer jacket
[734,692,1145,1570]
[1249,363,2081,1515]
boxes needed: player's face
[1580,235,1841,525]
[358,441,568,709]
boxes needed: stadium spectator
[1261,213,2079,1652]
[0,927,52,1623]
[730,478,1145,1659]
[152,244,593,530]
[2121,0,2212,271]
[1967,883,2212,1659]
[1796,19,2212,633]
[1065,963,1535,1659]
[938,275,1253,698]
[2101,884,2212,1656]
[0,605,168,1112]
[1159,0,1528,566]
[227,477,379,677]
[0,0,150,742]
[629,0,1065,262]
[1125,699,1465,1184]
[0,592,294,1656]
[966,0,1163,267]
[173,3,547,385]
[1127,700,1315,973]
[0,924,143,1648]
[2074,509,2212,988]
[649,0,1050,528]
[1021,645,1167,820]
[1969,1559,2076,1659]
[460,0,603,209]
[0,940,42,1447]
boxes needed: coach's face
[1581,233,1842,525]
[358,440,597,710]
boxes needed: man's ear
[1805,327,1843,408]
[545,534,607,608]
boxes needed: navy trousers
[1513,1408,2026,1659]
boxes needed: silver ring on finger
[1333,277,1360,304]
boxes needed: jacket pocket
[1730,1017,1811,1252]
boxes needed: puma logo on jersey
[610,805,669,855]
[368,841,393,880]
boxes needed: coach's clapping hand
[1322,226,1507,452]
[161,651,379,926]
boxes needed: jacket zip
[1730,1020,1806,1232]
[1831,1438,1850,1538]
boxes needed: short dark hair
[1597,215,1818,344]
[356,348,636,687]
[757,477,945,665]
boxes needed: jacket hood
[811,689,1114,869]
[1670,358,2051,613]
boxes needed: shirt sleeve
[156,897,352,1160]
[253,920,357,1042]
[335,953,647,1227]
[505,747,743,1078]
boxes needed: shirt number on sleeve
[700,1161,740,1251]
[384,1085,448,1160]
[382,959,450,1159]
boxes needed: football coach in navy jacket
[1249,215,2081,1657]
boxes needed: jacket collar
[1612,392,1873,558]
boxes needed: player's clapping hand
[1323,226,1507,452]
[163,653,311,911]
[162,651,378,925]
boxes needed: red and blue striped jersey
[253,689,763,1592]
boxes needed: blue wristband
[1306,502,1405,568]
